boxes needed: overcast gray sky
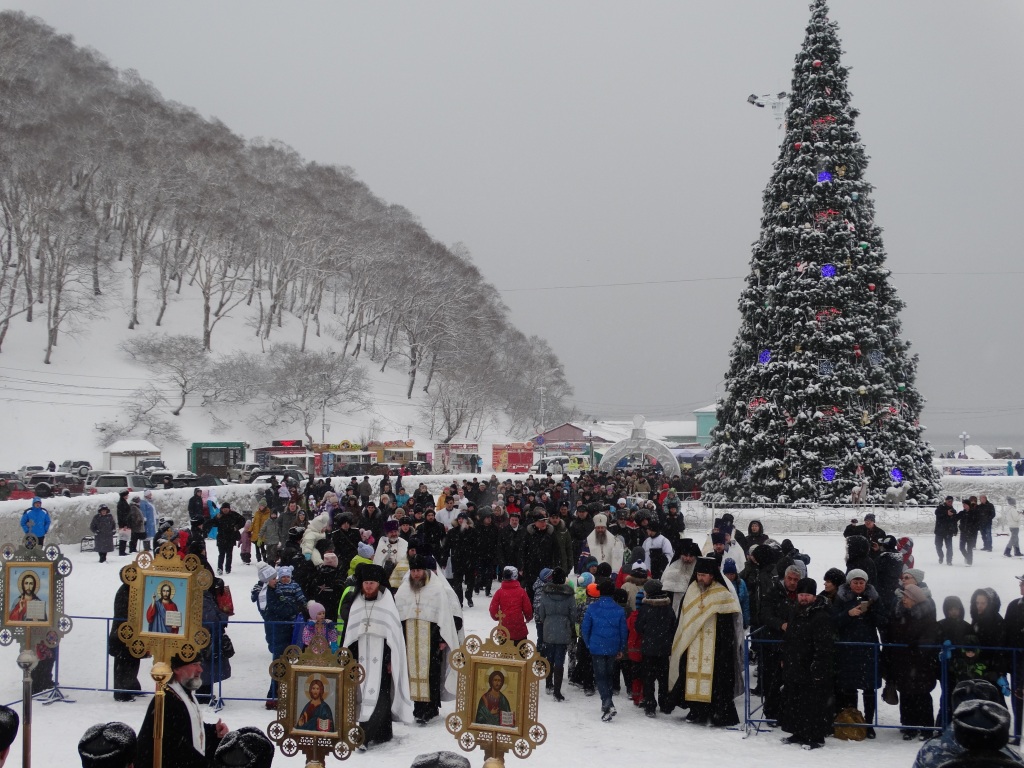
[7,0,1023,452]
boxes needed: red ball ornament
[813,60,822,68]
[868,283,876,292]
[794,142,802,150]
[854,343,862,358]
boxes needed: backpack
[833,707,867,741]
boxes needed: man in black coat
[780,578,835,749]
[521,511,557,601]
[499,511,527,574]
[758,565,801,720]
[568,505,595,563]
[934,496,959,565]
[214,502,245,575]
[137,656,229,767]
[977,494,997,552]
[442,512,477,607]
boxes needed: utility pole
[539,387,546,459]
[321,373,328,445]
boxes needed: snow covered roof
[693,404,718,413]
[103,439,160,454]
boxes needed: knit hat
[257,564,277,583]
[323,552,339,568]
[214,726,275,768]
[952,700,1011,751]
[796,578,817,596]
[863,513,876,522]
[593,514,608,527]
[644,579,663,596]
[586,583,600,598]
[902,584,927,606]
[577,572,595,588]
[307,601,326,619]
[551,567,567,585]
[596,562,613,579]
[276,565,294,579]
[539,568,554,584]
[356,542,374,559]
[78,722,137,768]
[631,562,647,577]
[846,568,869,583]
[722,558,738,575]
[613,587,629,605]
[502,566,519,581]
[597,579,615,597]
[903,567,925,584]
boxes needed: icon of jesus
[295,676,335,732]
[9,570,46,622]
[146,580,180,634]
[474,670,514,727]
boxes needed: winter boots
[552,666,565,702]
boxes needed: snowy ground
[1,526,1022,767]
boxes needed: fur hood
[641,594,671,608]
[837,582,880,604]
[542,582,574,597]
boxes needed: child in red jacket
[490,566,534,642]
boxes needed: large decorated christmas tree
[700,0,941,505]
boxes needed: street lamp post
[959,431,970,456]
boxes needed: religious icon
[5,564,52,625]
[294,673,337,735]
[143,575,187,636]
[472,666,519,729]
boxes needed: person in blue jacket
[581,578,628,722]
[20,498,51,546]
[141,490,157,551]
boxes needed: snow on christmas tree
[700,0,941,505]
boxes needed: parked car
[404,461,432,475]
[368,462,402,476]
[148,470,197,488]
[28,472,85,497]
[332,463,374,477]
[227,462,262,483]
[0,471,17,481]
[16,465,45,482]
[4,480,35,500]
[177,475,226,488]
[136,459,167,475]
[249,470,305,486]
[58,460,92,477]
[86,473,151,495]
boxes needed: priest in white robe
[394,555,461,724]
[342,563,413,750]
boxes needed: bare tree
[121,333,209,415]
[252,344,369,445]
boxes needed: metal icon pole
[17,644,38,768]
[150,661,173,768]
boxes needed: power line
[497,270,1024,293]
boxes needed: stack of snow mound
[0,484,270,546]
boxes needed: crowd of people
[28,466,1022,766]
